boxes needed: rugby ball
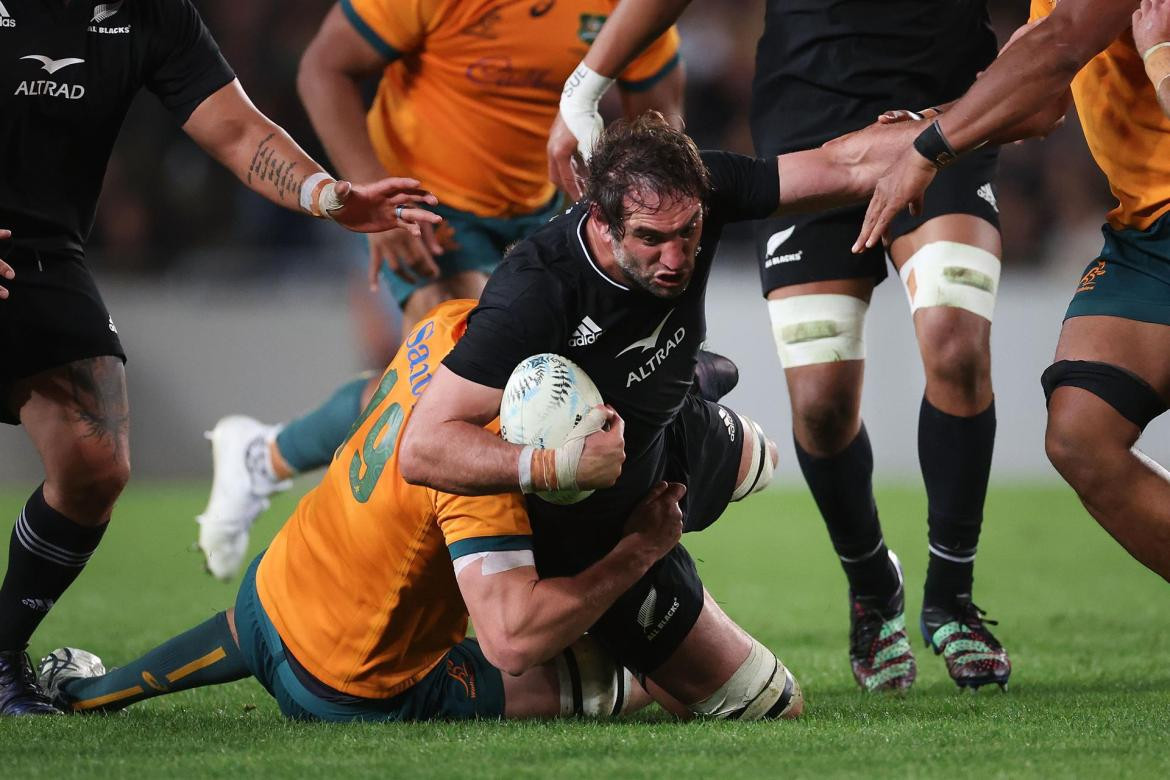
[500,353,604,505]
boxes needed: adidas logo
[568,315,603,347]
[0,0,16,28]
[977,182,999,213]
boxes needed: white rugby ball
[500,353,604,505]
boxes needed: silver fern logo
[91,1,123,23]
[637,587,658,630]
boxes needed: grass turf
[0,482,1166,778]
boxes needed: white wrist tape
[560,62,614,160]
[1142,41,1170,91]
[299,172,332,215]
[518,445,536,494]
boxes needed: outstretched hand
[852,148,938,253]
[327,177,442,234]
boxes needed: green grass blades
[0,483,1166,778]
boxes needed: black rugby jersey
[0,0,234,258]
[444,151,777,534]
[750,0,998,155]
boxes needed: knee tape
[1041,360,1167,430]
[899,241,1000,321]
[768,294,867,368]
[554,635,634,718]
[732,414,775,501]
[690,638,802,720]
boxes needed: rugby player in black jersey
[398,113,924,719]
[545,0,1076,694]
[0,0,440,715]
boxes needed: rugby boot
[694,349,739,402]
[848,552,917,692]
[0,650,61,715]
[38,647,106,711]
[921,595,1011,691]
[196,415,291,581]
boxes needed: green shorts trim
[382,195,564,306]
[1065,214,1170,326]
[234,554,505,722]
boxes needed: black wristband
[913,120,959,169]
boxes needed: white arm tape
[560,62,615,160]
[898,240,1000,322]
[452,549,535,577]
[768,294,868,369]
[299,172,332,215]
[552,406,607,492]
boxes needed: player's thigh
[1044,315,1170,462]
[15,357,130,493]
[664,393,763,532]
[589,545,705,679]
[647,589,752,706]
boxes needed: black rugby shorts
[755,146,1000,294]
[0,248,125,425]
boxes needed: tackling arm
[457,483,684,675]
[399,366,625,495]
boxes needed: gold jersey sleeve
[342,0,679,217]
[1032,0,1170,229]
[256,299,532,699]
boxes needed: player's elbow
[295,47,324,105]
[398,424,430,486]
[478,633,541,677]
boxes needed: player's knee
[793,394,858,454]
[899,241,1000,326]
[552,635,632,718]
[689,637,803,720]
[732,414,777,501]
[1044,407,1114,496]
[919,316,990,397]
[50,458,129,522]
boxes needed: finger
[368,177,423,195]
[421,221,444,256]
[332,179,352,205]
[853,196,882,253]
[0,259,13,280]
[553,150,579,200]
[405,238,439,280]
[866,204,897,247]
[0,228,11,240]
[396,207,443,226]
[0,285,7,299]
[388,190,440,206]
[663,482,687,502]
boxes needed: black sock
[0,485,107,650]
[58,611,248,712]
[919,398,996,608]
[795,425,897,600]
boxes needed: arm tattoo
[247,132,306,203]
[65,358,130,461]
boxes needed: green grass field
[0,482,1166,778]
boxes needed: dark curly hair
[585,112,710,241]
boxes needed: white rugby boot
[196,415,291,581]
[38,647,106,710]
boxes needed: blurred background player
[196,0,684,579]
[0,0,438,716]
[857,0,1170,585]
[547,0,1011,692]
[39,301,802,724]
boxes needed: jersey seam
[341,0,403,62]
[618,52,681,93]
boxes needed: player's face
[611,192,703,299]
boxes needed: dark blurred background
[88,0,1113,280]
